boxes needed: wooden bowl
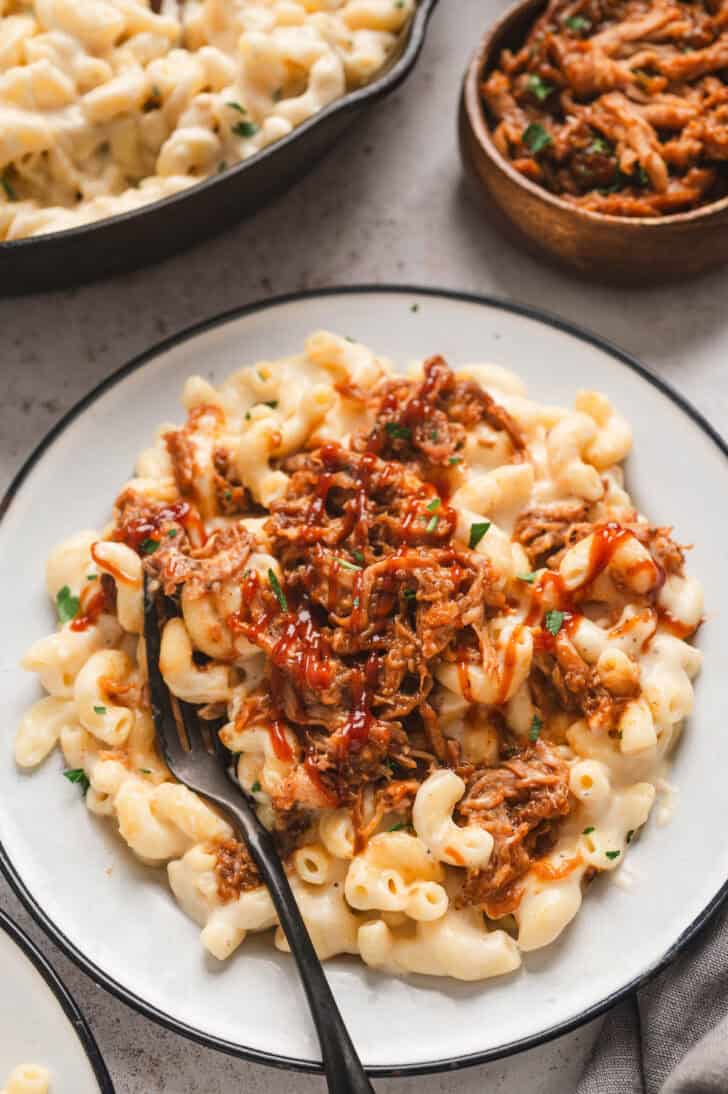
[459,0,728,285]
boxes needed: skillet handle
[224,796,376,1094]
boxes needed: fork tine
[143,575,186,769]
[177,699,208,754]
[208,717,232,767]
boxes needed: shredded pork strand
[457,740,572,916]
[482,0,728,216]
[214,837,261,902]
[514,502,686,575]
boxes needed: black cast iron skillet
[0,1,438,296]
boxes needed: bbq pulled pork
[118,356,578,912]
[514,500,592,568]
[354,353,525,464]
[482,0,728,216]
[214,837,260,902]
[458,739,572,916]
[515,501,685,577]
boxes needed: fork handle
[224,798,376,1094]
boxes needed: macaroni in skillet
[17,332,703,981]
[0,0,414,240]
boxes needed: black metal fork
[143,579,375,1093]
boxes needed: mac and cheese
[18,331,703,982]
[0,0,414,240]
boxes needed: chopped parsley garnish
[232,120,259,138]
[139,768,152,775]
[263,399,278,408]
[523,122,552,155]
[227,101,246,114]
[93,705,107,715]
[564,14,591,31]
[389,822,407,831]
[529,714,543,742]
[410,303,419,312]
[605,849,621,860]
[217,161,228,173]
[352,549,365,565]
[403,588,416,599]
[64,768,90,794]
[426,513,440,534]
[599,169,630,195]
[588,137,612,156]
[339,558,362,572]
[167,528,178,537]
[448,456,462,465]
[599,164,649,195]
[224,489,233,501]
[544,609,565,636]
[1,173,17,201]
[268,569,288,611]
[635,164,649,187]
[426,497,441,512]
[626,829,635,844]
[429,429,439,442]
[385,421,412,441]
[345,335,356,343]
[56,585,79,624]
[518,572,537,584]
[353,596,360,609]
[468,521,491,549]
[583,826,595,835]
[139,537,159,555]
[527,74,554,102]
[251,780,262,793]
[87,574,97,581]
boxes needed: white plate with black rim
[0,911,114,1093]
[1,287,726,1076]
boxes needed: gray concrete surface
[2,0,726,1090]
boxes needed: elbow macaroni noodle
[1,1066,51,1094]
[0,0,415,240]
[17,331,703,982]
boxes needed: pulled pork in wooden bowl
[459,0,728,283]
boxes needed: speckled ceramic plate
[1,287,726,1076]
[0,912,114,1093]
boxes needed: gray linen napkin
[577,898,728,1093]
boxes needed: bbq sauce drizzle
[450,523,667,701]
[525,521,665,652]
[223,432,474,765]
[130,387,668,795]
